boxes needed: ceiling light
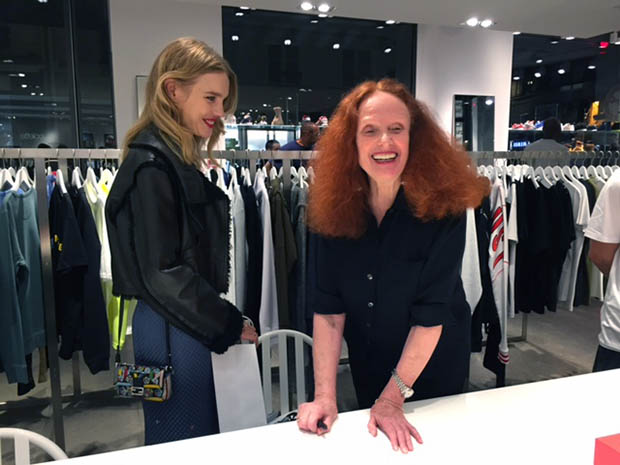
[384,48,392,53]
[588,65,596,70]
[318,13,327,17]
[317,3,331,13]
[466,17,479,27]
[527,81,534,85]
[376,25,384,29]
[38,0,48,3]
[240,6,250,9]
[534,72,542,78]
[21,84,27,88]
[300,1,313,11]
[310,19,318,23]
[480,19,493,28]
[2,59,14,63]
[18,73,25,77]
[385,20,396,25]
[288,97,293,100]
[550,40,559,44]
[485,98,494,106]
[263,103,268,107]
[235,12,244,16]
[513,31,521,35]
[565,36,575,40]
[332,43,340,49]
[231,35,239,41]
[557,68,566,74]
[284,39,292,45]
[30,92,36,96]
[513,76,520,81]
[39,92,44,96]
[536,59,543,64]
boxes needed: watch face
[404,387,414,398]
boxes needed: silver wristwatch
[391,369,414,399]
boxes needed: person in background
[265,139,280,151]
[296,78,489,454]
[278,122,319,169]
[105,37,257,446]
[585,169,620,371]
[523,117,569,152]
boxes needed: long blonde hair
[122,37,238,167]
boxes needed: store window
[509,33,620,151]
[0,0,115,149]
[222,7,416,149]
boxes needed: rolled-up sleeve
[310,233,345,315]
[409,214,467,327]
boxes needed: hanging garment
[269,176,297,329]
[461,207,482,314]
[240,181,263,331]
[3,189,46,354]
[587,178,605,301]
[574,180,597,307]
[232,179,247,313]
[0,193,29,384]
[488,178,509,365]
[506,178,519,318]
[254,170,279,333]
[290,182,309,333]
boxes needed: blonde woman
[106,38,257,445]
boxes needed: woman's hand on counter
[368,397,423,454]
[297,395,338,435]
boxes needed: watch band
[391,369,414,399]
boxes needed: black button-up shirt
[312,189,471,408]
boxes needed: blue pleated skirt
[132,300,219,445]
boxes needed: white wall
[415,25,514,151]
[108,0,223,146]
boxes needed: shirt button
[367,273,374,281]
[368,302,374,308]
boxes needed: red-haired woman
[296,79,489,454]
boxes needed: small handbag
[114,297,173,402]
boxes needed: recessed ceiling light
[513,31,521,35]
[39,92,44,96]
[240,6,250,9]
[485,98,494,105]
[21,84,27,88]
[384,48,392,53]
[318,13,327,17]
[263,103,268,107]
[310,19,318,23]
[588,65,596,70]
[466,17,479,27]
[2,59,14,63]
[30,92,36,96]
[513,76,520,81]
[534,72,542,78]
[284,39,292,45]
[565,36,575,40]
[385,20,396,25]
[288,97,293,100]
[480,19,493,28]
[300,2,313,11]
[332,43,340,49]
[557,68,566,74]
[18,73,25,77]
[317,3,331,13]
[550,40,559,44]
[376,25,384,29]
[38,0,48,3]
[536,59,543,64]
[235,12,244,16]
[231,35,239,41]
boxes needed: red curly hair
[307,78,490,239]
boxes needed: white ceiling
[182,0,620,39]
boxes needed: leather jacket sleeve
[130,165,243,354]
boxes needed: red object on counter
[595,434,620,464]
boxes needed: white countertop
[53,369,620,464]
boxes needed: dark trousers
[593,345,620,372]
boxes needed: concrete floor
[0,302,602,463]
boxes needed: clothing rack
[1,147,616,449]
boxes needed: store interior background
[1,0,620,460]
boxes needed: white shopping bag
[211,343,267,433]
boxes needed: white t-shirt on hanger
[584,169,620,352]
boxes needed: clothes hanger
[56,167,68,195]
[72,166,83,188]
[269,166,278,181]
[534,166,553,188]
[524,166,540,189]
[571,166,582,179]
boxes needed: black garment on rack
[68,187,109,373]
[240,182,263,332]
[574,180,597,307]
[470,197,504,386]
